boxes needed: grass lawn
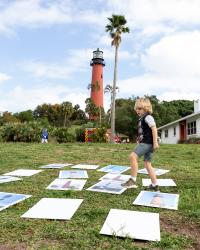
[0,142,200,250]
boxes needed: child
[122,97,159,190]
[41,128,48,143]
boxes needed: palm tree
[104,84,119,106]
[106,14,129,142]
[87,80,100,92]
[104,84,119,124]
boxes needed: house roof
[158,111,200,130]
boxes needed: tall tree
[85,98,99,119]
[105,14,129,142]
[104,84,119,123]
[60,101,74,128]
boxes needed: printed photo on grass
[0,192,31,212]
[98,165,130,174]
[133,191,179,210]
[142,178,176,187]
[99,173,130,182]
[100,209,160,241]
[39,163,72,169]
[87,180,127,194]
[3,169,43,177]
[46,178,87,191]
[71,164,99,170]
[21,198,83,220]
[138,168,170,176]
[0,176,21,184]
[59,170,88,179]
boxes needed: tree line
[0,96,194,141]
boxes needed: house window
[165,130,168,138]
[187,121,196,135]
[173,127,176,136]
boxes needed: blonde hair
[134,97,153,113]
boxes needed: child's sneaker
[147,184,159,191]
[121,178,137,188]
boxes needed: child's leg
[121,152,138,188]
[130,152,138,180]
[144,160,157,185]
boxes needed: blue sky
[0,0,200,113]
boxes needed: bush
[53,127,75,143]
[91,127,107,142]
[178,137,200,144]
[0,122,52,142]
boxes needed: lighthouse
[90,48,105,108]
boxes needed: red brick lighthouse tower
[90,48,105,109]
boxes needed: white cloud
[0,72,11,82]
[142,31,200,77]
[158,91,200,101]
[118,31,200,101]
[0,0,72,34]
[22,48,94,79]
[106,0,200,27]
[0,84,88,112]
[102,48,132,61]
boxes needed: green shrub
[0,122,50,142]
[53,127,75,143]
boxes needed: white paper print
[98,165,130,174]
[0,192,31,211]
[100,209,160,241]
[21,198,83,220]
[71,164,99,170]
[4,169,43,177]
[46,178,87,191]
[133,191,179,210]
[59,170,88,179]
[0,175,21,184]
[39,163,72,169]
[142,179,176,187]
[87,180,127,194]
[138,168,170,176]
[99,173,130,182]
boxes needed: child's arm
[151,126,159,150]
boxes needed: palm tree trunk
[111,45,119,143]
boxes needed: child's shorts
[134,143,153,162]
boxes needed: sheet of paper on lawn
[59,170,88,179]
[0,175,21,184]
[39,163,72,169]
[21,198,83,220]
[87,180,127,194]
[46,178,87,191]
[138,168,170,176]
[99,173,130,182]
[142,179,176,187]
[3,169,43,177]
[71,164,99,170]
[133,191,179,210]
[98,165,130,174]
[0,192,31,212]
[100,209,160,241]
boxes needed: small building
[158,100,200,144]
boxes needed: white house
[158,100,200,144]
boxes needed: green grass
[0,142,200,249]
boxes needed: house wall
[160,124,179,144]
[186,117,200,140]
[160,117,200,144]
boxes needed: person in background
[41,128,48,143]
[122,97,159,191]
